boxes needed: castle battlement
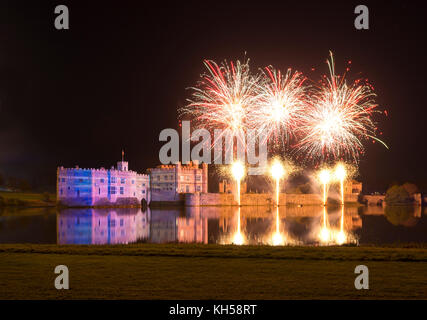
[147,161,208,197]
[57,157,150,207]
[57,166,149,176]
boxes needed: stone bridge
[363,195,385,206]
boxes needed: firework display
[180,52,387,166]
[247,67,307,146]
[180,58,261,145]
[296,52,388,162]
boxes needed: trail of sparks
[180,53,387,165]
[295,51,388,163]
[180,58,261,149]
[247,67,308,147]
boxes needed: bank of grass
[0,244,426,299]
[0,191,56,208]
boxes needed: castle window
[111,177,116,183]
[121,178,125,184]
[142,190,145,194]
[100,179,104,183]
[110,220,116,227]
[132,180,135,184]
[109,186,116,194]
[61,178,65,182]
[196,185,201,191]
[98,188,101,195]
[120,219,124,227]
[196,175,201,181]
[120,187,124,195]
[60,189,63,195]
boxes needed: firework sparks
[181,53,387,165]
[181,58,261,146]
[296,51,387,163]
[270,159,285,206]
[247,67,308,146]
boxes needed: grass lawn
[0,244,426,299]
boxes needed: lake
[0,205,426,245]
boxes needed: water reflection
[1,205,424,245]
[56,206,367,245]
[58,208,149,244]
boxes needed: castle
[57,156,150,207]
[147,160,208,203]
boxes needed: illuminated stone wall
[184,192,358,206]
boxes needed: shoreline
[3,202,424,210]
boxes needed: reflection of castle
[57,155,150,207]
[56,206,364,245]
[177,216,208,243]
[148,209,209,244]
[57,208,150,244]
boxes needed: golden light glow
[318,168,331,206]
[319,206,331,243]
[233,207,245,245]
[233,232,244,245]
[231,161,245,207]
[336,230,346,245]
[318,169,331,185]
[337,204,346,244]
[231,161,245,182]
[334,163,346,181]
[270,160,285,207]
[270,160,285,180]
[272,232,284,246]
[320,227,330,243]
[334,163,346,206]
[272,207,285,245]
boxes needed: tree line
[0,173,32,192]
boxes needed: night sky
[0,0,426,192]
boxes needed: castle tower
[117,149,128,171]
[202,162,208,193]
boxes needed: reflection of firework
[181,58,261,146]
[296,52,387,163]
[247,67,308,146]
